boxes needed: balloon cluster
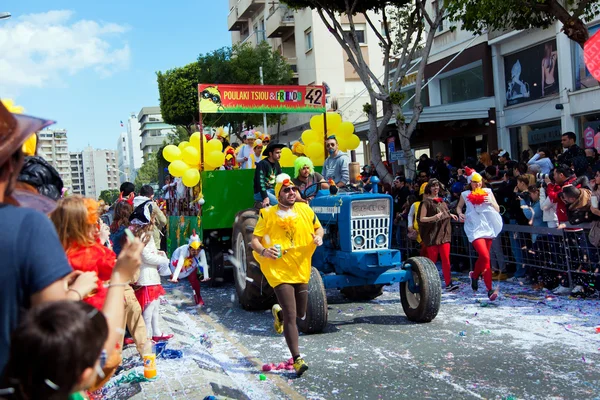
[162,132,225,188]
[300,113,359,166]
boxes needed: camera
[516,191,530,201]
[536,173,549,181]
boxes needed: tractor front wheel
[400,257,441,322]
[297,267,328,334]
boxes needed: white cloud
[0,10,130,91]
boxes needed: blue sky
[0,0,231,152]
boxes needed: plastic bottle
[143,341,157,379]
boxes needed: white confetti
[264,234,271,245]
[44,379,59,390]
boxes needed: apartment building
[38,129,72,190]
[82,147,119,199]
[139,107,174,161]
[127,112,144,182]
[117,132,131,184]
[227,0,384,160]
[70,152,85,195]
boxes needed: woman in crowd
[129,201,173,342]
[1,237,143,399]
[417,179,459,291]
[109,201,133,256]
[456,167,503,300]
[51,196,116,310]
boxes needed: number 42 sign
[305,86,324,106]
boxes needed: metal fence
[394,221,600,290]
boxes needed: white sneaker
[553,285,572,295]
[571,285,585,295]
[506,276,525,283]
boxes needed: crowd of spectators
[388,131,600,298]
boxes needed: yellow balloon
[163,145,182,163]
[295,143,305,155]
[178,141,190,151]
[337,135,349,152]
[325,112,342,133]
[305,142,324,160]
[310,114,325,133]
[182,168,200,188]
[346,134,361,150]
[313,154,325,167]
[168,160,189,177]
[206,139,222,153]
[337,121,355,139]
[301,130,319,145]
[206,151,225,169]
[182,146,200,166]
[190,132,201,148]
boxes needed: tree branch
[574,0,593,17]
[364,12,388,49]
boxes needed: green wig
[294,156,314,178]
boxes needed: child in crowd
[129,200,173,342]
[1,301,109,400]
[51,196,116,310]
[169,232,210,306]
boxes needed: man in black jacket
[558,132,586,174]
[253,143,284,207]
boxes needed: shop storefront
[509,120,562,159]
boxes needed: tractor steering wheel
[300,182,324,200]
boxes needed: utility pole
[259,66,268,136]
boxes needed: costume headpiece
[294,156,314,179]
[419,182,428,196]
[253,139,263,149]
[245,131,256,140]
[129,200,152,225]
[189,230,202,249]
[464,167,482,183]
[0,100,54,165]
[275,173,296,198]
[215,127,228,139]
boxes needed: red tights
[472,238,493,291]
[426,243,451,285]
[187,272,204,305]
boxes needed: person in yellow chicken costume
[250,173,324,377]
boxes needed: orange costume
[67,241,116,310]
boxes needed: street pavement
[101,276,600,400]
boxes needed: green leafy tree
[446,0,598,48]
[283,0,444,180]
[157,42,293,141]
[134,153,159,191]
[98,189,120,204]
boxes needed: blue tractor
[231,186,441,333]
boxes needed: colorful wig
[294,156,314,178]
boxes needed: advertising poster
[504,40,559,106]
[198,84,326,114]
[576,25,600,90]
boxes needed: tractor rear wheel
[400,257,441,322]
[297,267,328,334]
[340,285,384,301]
[232,209,276,310]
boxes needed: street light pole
[0,12,11,20]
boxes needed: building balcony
[238,0,264,19]
[228,5,245,31]
[266,5,295,38]
[286,57,299,78]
